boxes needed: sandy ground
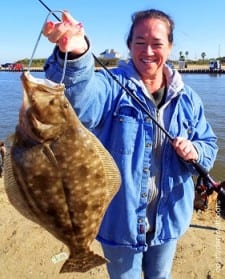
[0,176,224,279]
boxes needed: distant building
[209,60,221,71]
[100,49,121,59]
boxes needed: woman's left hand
[172,137,198,161]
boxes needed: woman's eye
[136,42,145,45]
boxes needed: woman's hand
[172,137,198,161]
[42,11,88,55]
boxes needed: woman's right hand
[42,11,88,55]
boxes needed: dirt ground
[0,177,224,279]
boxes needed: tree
[185,51,189,60]
[179,51,183,59]
[201,52,206,61]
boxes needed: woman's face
[129,18,172,80]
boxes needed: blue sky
[1,0,225,64]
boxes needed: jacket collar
[118,59,184,99]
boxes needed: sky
[1,0,225,64]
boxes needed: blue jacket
[45,47,218,250]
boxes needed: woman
[43,9,218,279]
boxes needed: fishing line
[37,0,225,197]
[29,9,68,84]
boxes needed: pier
[178,68,225,74]
[1,66,225,74]
[0,67,43,72]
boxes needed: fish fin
[60,251,108,273]
[42,143,58,167]
[5,134,15,146]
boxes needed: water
[0,72,224,180]
[182,73,225,180]
[0,71,44,141]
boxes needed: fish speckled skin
[4,71,121,273]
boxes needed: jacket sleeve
[44,45,117,129]
[183,86,218,173]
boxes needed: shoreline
[1,64,225,73]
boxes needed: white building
[100,49,121,59]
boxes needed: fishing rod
[37,0,225,197]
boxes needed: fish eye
[49,99,55,105]
[63,102,69,108]
[30,95,35,103]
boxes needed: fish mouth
[21,71,65,109]
[21,71,65,102]
[19,71,67,141]
[22,71,63,89]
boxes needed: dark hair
[126,9,174,47]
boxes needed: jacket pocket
[109,105,140,154]
[170,113,197,140]
[181,118,196,139]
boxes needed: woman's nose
[145,44,154,54]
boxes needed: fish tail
[60,251,108,273]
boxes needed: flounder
[4,71,121,273]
